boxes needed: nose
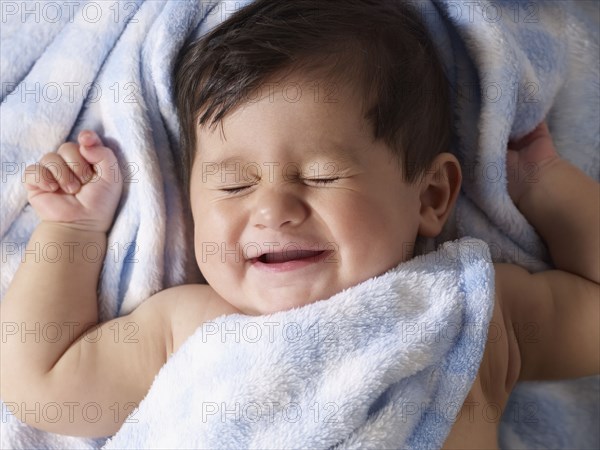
[251,188,309,230]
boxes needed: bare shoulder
[492,262,599,381]
[487,262,561,392]
[159,284,242,354]
[474,264,524,407]
[442,264,526,448]
[441,265,519,449]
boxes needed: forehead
[195,75,373,163]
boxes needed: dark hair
[174,0,451,192]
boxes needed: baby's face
[189,77,424,315]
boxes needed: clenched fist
[24,130,123,234]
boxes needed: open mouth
[258,249,326,264]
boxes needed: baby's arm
[0,132,172,437]
[498,121,599,382]
[507,122,599,282]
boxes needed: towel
[1,0,598,448]
[420,2,600,448]
[101,237,494,449]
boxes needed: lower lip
[249,251,332,273]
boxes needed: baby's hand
[24,130,123,233]
[506,121,560,208]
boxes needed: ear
[417,152,462,237]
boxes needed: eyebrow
[202,141,362,168]
[303,142,361,163]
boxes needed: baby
[1,0,599,448]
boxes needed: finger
[23,163,59,192]
[508,122,549,151]
[76,130,120,183]
[38,152,81,194]
[57,141,95,184]
[77,129,103,148]
[508,134,531,151]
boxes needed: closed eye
[220,185,253,194]
[304,177,340,185]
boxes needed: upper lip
[256,249,327,264]
[243,242,331,260]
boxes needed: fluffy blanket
[1,0,598,448]
[102,237,494,449]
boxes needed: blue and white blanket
[102,237,495,449]
[1,1,598,448]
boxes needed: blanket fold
[101,237,494,449]
[1,1,598,448]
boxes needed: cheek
[193,225,209,273]
[191,198,221,269]
[327,188,412,234]
[193,197,238,239]
[194,218,224,270]
[324,189,420,260]
[193,203,247,270]
[319,193,384,259]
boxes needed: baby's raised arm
[497,121,599,383]
[0,132,173,437]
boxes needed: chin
[240,291,326,316]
